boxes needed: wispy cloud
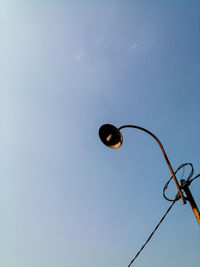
[130,43,139,49]
[75,53,83,62]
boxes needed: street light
[99,123,186,204]
[99,123,200,265]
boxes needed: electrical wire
[127,163,200,267]
[189,174,200,183]
[163,163,194,202]
[127,198,177,267]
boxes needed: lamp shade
[99,124,123,149]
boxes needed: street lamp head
[99,124,123,149]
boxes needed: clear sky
[1,1,200,267]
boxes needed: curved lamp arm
[119,125,186,204]
[99,124,186,204]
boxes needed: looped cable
[128,163,200,267]
[163,163,194,202]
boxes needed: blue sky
[1,1,200,266]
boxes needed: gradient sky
[1,1,200,267]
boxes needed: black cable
[163,163,194,202]
[128,198,177,267]
[127,163,200,267]
[189,174,200,183]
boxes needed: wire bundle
[128,163,200,267]
[163,163,200,202]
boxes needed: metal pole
[181,179,200,226]
[119,125,186,204]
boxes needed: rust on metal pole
[181,179,200,226]
[119,125,186,204]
